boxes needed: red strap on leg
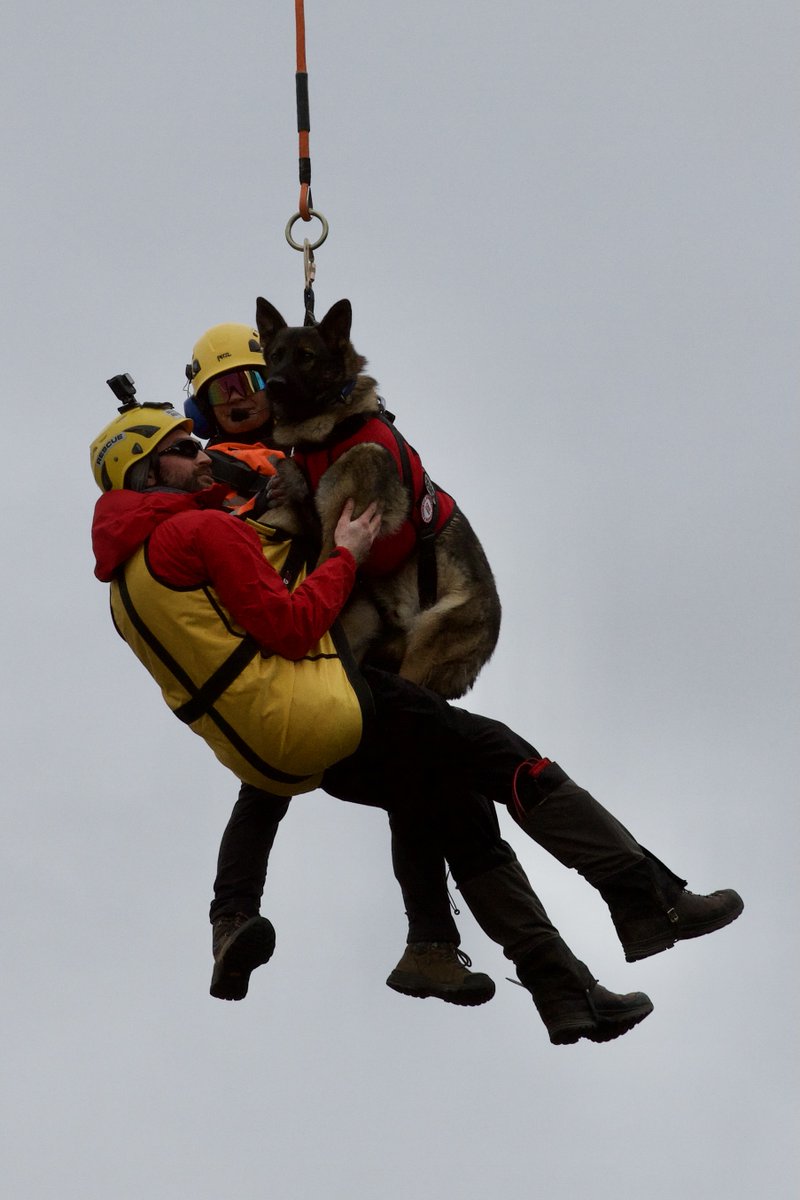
[511,758,552,821]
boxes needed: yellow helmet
[185,323,265,398]
[90,403,193,492]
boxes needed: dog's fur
[255,297,501,699]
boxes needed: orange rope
[295,0,312,220]
[295,0,307,70]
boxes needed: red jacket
[91,486,357,661]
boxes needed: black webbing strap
[172,636,261,725]
[114,569,311,787]
[276,535,315,589]
[376,414,439,610]
[115,569,259,723]
[416,474,440,611]
[207,451,265,497]
[375,412,413,492]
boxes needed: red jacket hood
[91,485,230,581]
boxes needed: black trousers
[211,667,541,939]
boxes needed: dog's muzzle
[265,375,289,398]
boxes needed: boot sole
[549,996,654,1045]
[386,971,496,1007]
[210,917,276,1002]
[624,895,745,963]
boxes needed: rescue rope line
[294,0,311,220]
[286,0,328,326]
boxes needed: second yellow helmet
[185,324,265,398]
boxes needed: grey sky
[2,2,798,1197]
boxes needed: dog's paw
[271,458,312,506]
[254,459,320,538]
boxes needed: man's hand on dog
[334,499,382,564]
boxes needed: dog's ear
[255,298,287,351]
[317,299,353,349]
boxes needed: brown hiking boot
[516,938,654,1045]
[386,942,496,1006]
[210,913,276,1001]
[596,856,744,962]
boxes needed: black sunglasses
[158,438,204,460]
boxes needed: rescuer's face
[150,429,215,492]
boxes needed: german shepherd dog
[255,297,501,699]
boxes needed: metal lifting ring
[285,209,329,252]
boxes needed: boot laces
[425,942,473,968]
[213,912,252,956]
[216,912,251,935]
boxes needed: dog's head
[255,298,366,424]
